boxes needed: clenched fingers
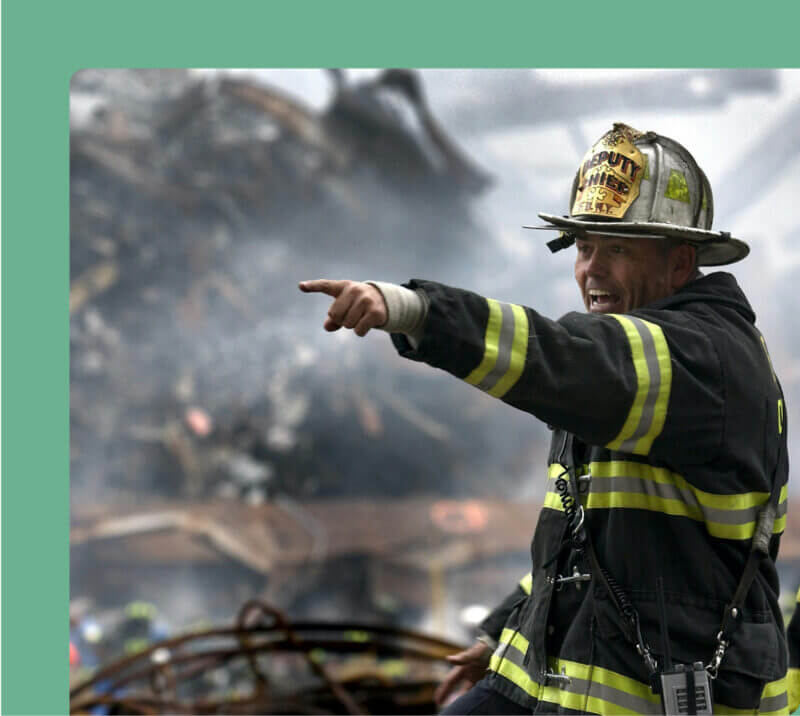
[341,293,385,332]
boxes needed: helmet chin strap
[546,233,575,253]
[544,229,673,254]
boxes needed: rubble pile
[70,70,555,676]
[70,68,548,509]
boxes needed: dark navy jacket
[393,272,788,714]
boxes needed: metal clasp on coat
[577,473,592,494]
[542,667,571,687]
[570,505,585,538]
[546,565,592,591]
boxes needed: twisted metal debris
[70,599,464,714]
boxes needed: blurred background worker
[301,123,790,714]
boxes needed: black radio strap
[718,457,785,645]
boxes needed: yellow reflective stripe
[580,493,772,541]
[553,658,660,704]
[787,667,800,714]
[543,491,563,512]
[584,695,643,715]
[464,298,502,386]
[488,303,529,398]
[585,489,701,517]
[762,676,788,698]
[606,315,650,451]
[639,320,671,454]
[540,684,632,715]
[494,596,790,713]
[489,656,650,715]
[545,461,788,540]
[490,651,665,715]
[519,572,532,595]
[489,653,539,697]
[543,462,574,512]
[682,685,790,716]
[590,461,721,507]
[464,298,529,399]
[589,461,787,513]
[499,627,530,655]
[706,521,768,541]
[605,315,672,456]
[759,676,790,715]
[539,687,645,716]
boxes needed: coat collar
[644,272,756,323]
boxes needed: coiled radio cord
[555,467,585,547]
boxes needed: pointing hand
[299,280,388,337]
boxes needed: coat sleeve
[391,279,724,463]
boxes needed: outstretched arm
[302,277,728,464]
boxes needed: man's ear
[671,243,698,290]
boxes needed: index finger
[298,279,349,297]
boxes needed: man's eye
[610,245,626,254]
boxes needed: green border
[3,0,799,713]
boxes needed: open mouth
[588,288,621,311]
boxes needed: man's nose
[585,250,608,276]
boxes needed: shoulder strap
[719,454,785,642]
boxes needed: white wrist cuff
[366,281,428,345]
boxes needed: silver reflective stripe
[588,475,761,525]
[759,691,788,712]
[549,674,662,715]
[618,317,662,453]
[778,499,788,518]
[476,302,515,392]
[493,637,526,666]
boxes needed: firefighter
[300,123,789,714]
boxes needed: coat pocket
[596,592,786,683]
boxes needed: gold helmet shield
[571,123,646,220]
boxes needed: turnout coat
[392,272,789,714]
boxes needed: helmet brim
[529,213,750,267]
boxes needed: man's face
[574,234,677,314]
